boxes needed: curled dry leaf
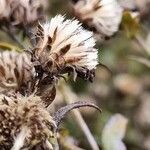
[36,80,56,107]
[53,101,101,127]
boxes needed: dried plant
[0,1,102,147]
[32,15,98,82]
[0,93,101,149]
[0,0,48,26]
[71,0,123,42]
[0,6,102,149]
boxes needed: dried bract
[32,15,98,81]
[71,0,123,41]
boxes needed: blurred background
[48,1,150,150]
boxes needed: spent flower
[32,15,98,81]
[0,94,56,149]
[71,0,123,41]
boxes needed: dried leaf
[53,101,101,127]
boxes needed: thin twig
[59,82,100,150]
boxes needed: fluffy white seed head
[72,0,123,41]
[33,15,98,80]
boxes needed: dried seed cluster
[0,94,56,149]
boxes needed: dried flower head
[0,0,11,20]
[32,15,98,81]
[71,0,123,41]
[0,0,48,26]
[0,51,34,94]
[0,94,56,149]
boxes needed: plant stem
[135,34,150,55]
[59,82,100,150]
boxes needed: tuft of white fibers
[46,140,53,150]
[34,15,98,77]
[11,127,29,150]
[72,0,123,41]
